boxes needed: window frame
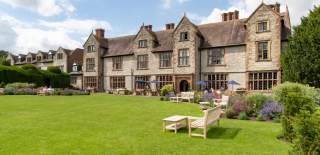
[137,54,149,70]
[256,41,271,61]
[207,48,225,65]
[159,52,172,68]
[84,76,97,88]
[86,58,95,72]
[256,21,270,33]
[112,56,123,70]
[87,45,96,53]
[57,53,63,60]
[180,32,189,41]
[110,76,126,89]
[207,73,228,90]
[138,40,148,48]
[178,49,190,66]
[248,71,278,91]
[135,76,150,90]
[156,75,173,90]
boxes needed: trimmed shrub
[292,109,320,154]
[160,85,174,96]
[259,101,283,120]
[5,83,35,89]
[273,82,319,105]
[0,82,5,88]
[238,112,248,120]
[226,108,237,119]
[4,87,15,95]
[282,92,316,142]
[0,65,70,88]
[246,93,272,115]
[47,66,62,74]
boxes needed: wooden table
[162,115,188,133]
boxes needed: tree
[282,6,320,88]
[0,50,8,58]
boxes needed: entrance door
[179,80,189,92]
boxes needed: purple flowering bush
[232,97,248,114]
[201,92,214,102]
[259,101,283,120]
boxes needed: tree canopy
[282,6,320,88]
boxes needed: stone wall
[246,4,282,71]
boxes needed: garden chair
[214,95,229,111]
[188,106,222,139]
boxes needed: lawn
[0,95,289,155]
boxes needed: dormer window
[72,63,78,72]
[57,53,63,60]
[37,56,41,61]
[87,45,95,52]
[257,21,269,32]
[138,40,147,48]
[180,32,189,41]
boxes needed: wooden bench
[170,92,195,103]
[188,106,222,139]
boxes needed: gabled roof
[245,2,281,23]
[198,19,247,48]
[103,35,135,57]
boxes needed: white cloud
[162,0,189,9]
[0,0,75,17]
[189,0,319,26]
[0,14,112,54]
[39,19,112,35]
[0,19,17,51]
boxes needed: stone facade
[6,2,291,93]
[6,48,84,89]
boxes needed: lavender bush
[201,92,213,102]
[259,101,283,120]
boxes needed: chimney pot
[144,25,153,31]
[166,23,175,30]
[234,10,239,20]
[95,28,105,39]
[228,12,234,20]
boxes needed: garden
[0,64,89,96]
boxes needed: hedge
[0,64,70,88]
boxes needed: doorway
[179,80,189,92]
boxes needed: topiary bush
[282,92,316,142]
[47,66,62,74]
[246,93,272,116]
[292,108,320,154]
[5,82,35,89]
[160,84,174,96]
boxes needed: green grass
[0,95,289,155]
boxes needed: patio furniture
[188,106,222,139]
[171,92,195,103]
[214,95,229,110]
[163,115,188,133]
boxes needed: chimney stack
[269,3,280,13]
[221,10,239,22]
[144,25,153,31]
[165,23,175,30]
[95,28,105,39]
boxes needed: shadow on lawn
[173,127,241,139]
[206,127,241,139]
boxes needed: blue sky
[0,0,318,53]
